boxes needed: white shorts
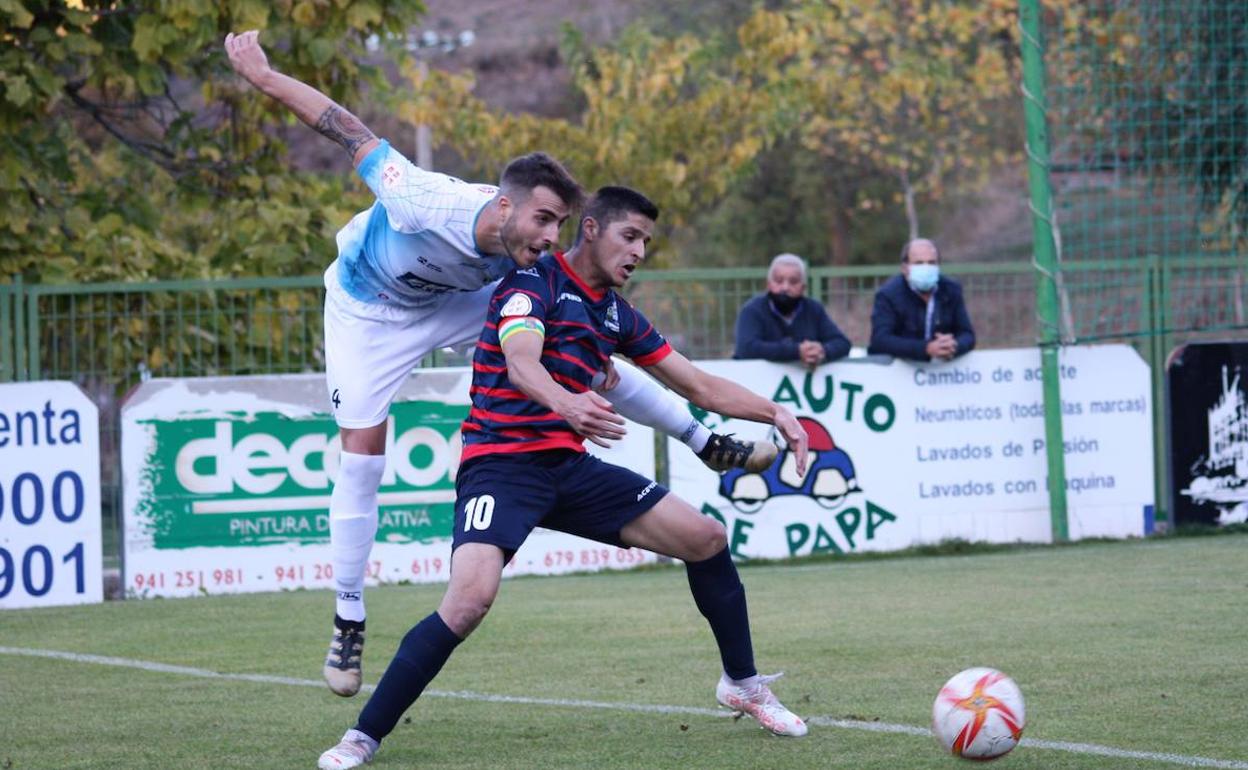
[323,261,496,428]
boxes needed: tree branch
[62,81,180,168]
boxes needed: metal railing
[8,259,1242,388]
[3,258,1246,570]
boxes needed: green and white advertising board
[670,346,1154,559]
[121,370,656,598]
[0,382,102,609]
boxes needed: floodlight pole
[415,61,433,170]
[1019,0,1070,541]
[407,29,475,171]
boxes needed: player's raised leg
[603,359,777,472]
[619,493,808,737]
[323,424,386,697]
[321,265,437,696]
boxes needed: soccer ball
[932,667,1026,760]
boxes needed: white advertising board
[0,381,102,609]
[669,346,1154,559]
[121,370,657,598]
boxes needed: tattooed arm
[224,30,379,167]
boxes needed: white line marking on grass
[3,646,1246,769]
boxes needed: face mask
[907,264,940,293]
[768,292,801,315]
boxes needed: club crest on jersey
[382,162,403,189]
[605,300,620,332]
[500,293,533,318]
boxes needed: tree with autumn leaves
[3,0,1139,280]
[400,1,1088,263]
[0,0,422,283]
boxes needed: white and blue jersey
[334,139,513,308]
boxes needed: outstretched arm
[644,350,808,475]
[224,30,379,167]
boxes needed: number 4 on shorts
[463,495,494,532]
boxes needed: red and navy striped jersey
[461,252,672,463]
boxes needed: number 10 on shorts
[463,495,495,532]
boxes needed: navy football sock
[355,612,463,742]
[685,547,757,680]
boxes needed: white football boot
[317,729,377,769]
[323,623,365,697]
[716,672,808,737]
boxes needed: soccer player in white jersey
[224,30,777,697]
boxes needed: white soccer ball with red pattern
[932,667,1026,760]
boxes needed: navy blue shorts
[452,450,668,557]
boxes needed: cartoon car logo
[717,416,860,513]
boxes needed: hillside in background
[253,0,1035,268]
[409,0,1035,267]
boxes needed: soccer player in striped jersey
[223,31,777,699]
[317,187,812,769]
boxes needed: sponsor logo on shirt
[500,293,533,318]
[397,272,460,294]
[558,292,583,304]
[605,300,620,332]
[636,480,658,502]
[417,255,443,272]
[382,162,403,189]
[515,267,540,277]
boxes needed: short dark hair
[576,185,660,242]
[499,152,584,209]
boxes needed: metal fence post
[1148,254,1170,529]
[0,281,10,383]
[13,275,26,381]
[26,284,40,381]
[1019,0,1070,541]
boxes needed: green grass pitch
[1,533,1246,769]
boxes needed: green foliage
[751,1,1047,240]
[0,0,425,284]
[401,1,1075,265]
[402,21,802,262]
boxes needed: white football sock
[330,451,386,623]
[602,358,711,452]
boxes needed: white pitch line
[2,646,1246,770]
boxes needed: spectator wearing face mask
[868,238,975,362]
[733,252,851,368]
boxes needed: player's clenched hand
[559,391,627,448]
[772,406,809,477]
[225,30,272,89]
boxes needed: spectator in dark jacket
[868,238,975,362]
[734,253,851,368]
